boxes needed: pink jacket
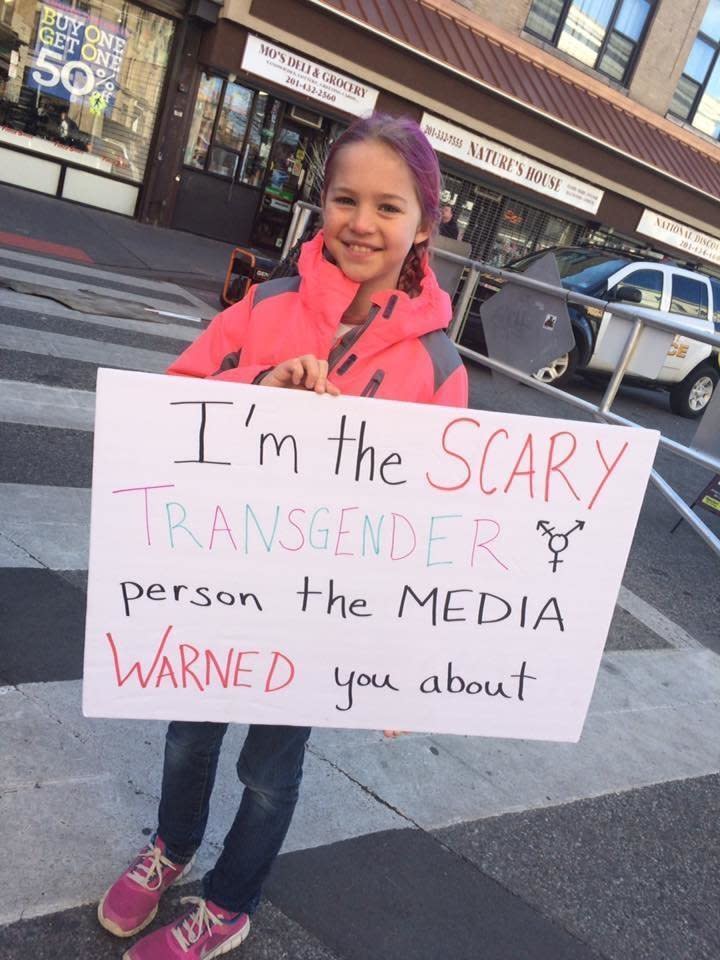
[168,232,468,408]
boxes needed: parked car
[460,246,720,418]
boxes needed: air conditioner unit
[289,105,323,129]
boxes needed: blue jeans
[157,721,311,915]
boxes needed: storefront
[0,0,178,214]
[171,31,378,251]
[168,24,601,260]
[5,0,720,278]
[166,16,686,266]
[421,113,606,266]
[174,0,717,272]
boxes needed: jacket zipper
[328,304,380,372]
[361,370,385,397]
[336,353,357,375]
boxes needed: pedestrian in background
[96,112,468,960]
[439,202,459,238]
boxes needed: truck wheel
[532,347,578,388]
[669,366,718,418]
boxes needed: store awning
[311,0,720,203]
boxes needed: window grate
[441,173,583,266]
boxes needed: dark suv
[460,246,720,418]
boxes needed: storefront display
[177,60,587,261]
[169,29,382,250]
[185,75,281,190]
[0,0,173,208]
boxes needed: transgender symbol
[536,520,586,572]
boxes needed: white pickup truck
[464,247,720,418]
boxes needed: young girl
[97,112,468,960]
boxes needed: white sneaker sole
[203,915,251,958]
[119,915,251,960]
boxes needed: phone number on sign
[286,76,337,103]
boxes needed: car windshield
[510,250,631,292]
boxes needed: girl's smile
[344,242,380,253]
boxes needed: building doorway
[175,74,341,251]
[250,119,318,251]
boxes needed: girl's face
[322,140,429,298]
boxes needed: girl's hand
[383,729,408,739]
[259,355,340,395]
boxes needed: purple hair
[322,113,441,244]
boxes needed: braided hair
[397,245,427,298]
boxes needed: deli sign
[242,35,378,116]
[422,113,603,214]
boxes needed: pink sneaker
[98,837,195,937]
[123,897,251,959]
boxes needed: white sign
[422,113,604,214]
[83,370,658,743]
[242,34,378,116]
[637,209,720,267]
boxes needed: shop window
[525,0,655,85]
[576,224,657,256]
[240,94,280,188]
[535,214,580,250]
[669,275,709,319]
[0,0,173,182]
[441,176,503,258]
[669,0,720,140]
[184,74,222,171]
[213,83,252,150]
[184,74,280,189]
[487,199,581,265]
[611,268,662,308]
[490,204,545,264]
[439,173,581,266]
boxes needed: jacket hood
[297,231,453,347]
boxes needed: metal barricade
[284,202,720,557]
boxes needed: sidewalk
[0,182,242,303]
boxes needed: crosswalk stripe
[0,380,95,431]
[0,323,176,372]
[0,531,42,567]
[0,246,212,310]
[618,585,704,651]
[0,263,208,317]
[0,483,90,569]
[0,290,200,342]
